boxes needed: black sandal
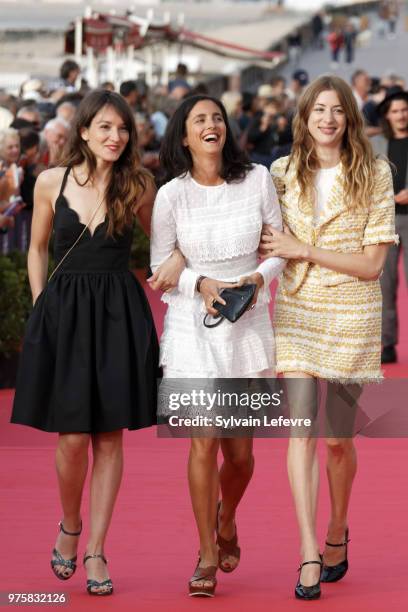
[83,553,114,596]
[321,528,350,583]
[295,558,323,600]
[51,520,82,580]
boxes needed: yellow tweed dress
[270,157,398,383]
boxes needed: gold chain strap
[48,195,105,282]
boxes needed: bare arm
[28,171,55,303]
[135,177,156,237]
[303,242,389,280]
[260,226,390,281]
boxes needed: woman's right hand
[147,248,186,292]
[198,277,238,316]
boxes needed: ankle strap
[59,520,82,536]
[325,537,350,547]
[83,553,107,565]
[298,559,322,571]
[326,527,349,547]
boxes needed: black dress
[11,167,159,433]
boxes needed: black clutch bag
[203,284,256,328]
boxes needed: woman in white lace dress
[149,95,284,597]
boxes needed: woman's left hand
[236,272,264,307]
[147,248,185,292]
[259,224,307,260]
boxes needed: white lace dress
[150,163,285,378]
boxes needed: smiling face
[307,89,347,150]
[182,99,226,160]
[80,104,130,164]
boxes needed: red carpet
[1,272,407,611]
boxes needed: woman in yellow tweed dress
[261,76,397,600]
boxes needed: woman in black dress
[11,90,160,595]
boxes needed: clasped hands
[147,249,185,292]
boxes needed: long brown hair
[59,89,151,235]
[290,75,376,210]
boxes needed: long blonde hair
[290,75,376,210]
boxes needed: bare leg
[84,430,124,593]
[323,438,356,565]
[285,372,321,587]
[53,433,90,577]
[188,437,219,589]
[218,437,254,569]
[323,382,359,565]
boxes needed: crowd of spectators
[304,2,400,69]
[0,43,406,256]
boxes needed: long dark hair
[158,94,252,186]
[59,89,151,236]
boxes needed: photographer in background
[247,97,282,167]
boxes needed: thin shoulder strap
[58,167,71,199]
[48,189,105,283]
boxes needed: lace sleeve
[150,187,199,298]
[255,166,286,286]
